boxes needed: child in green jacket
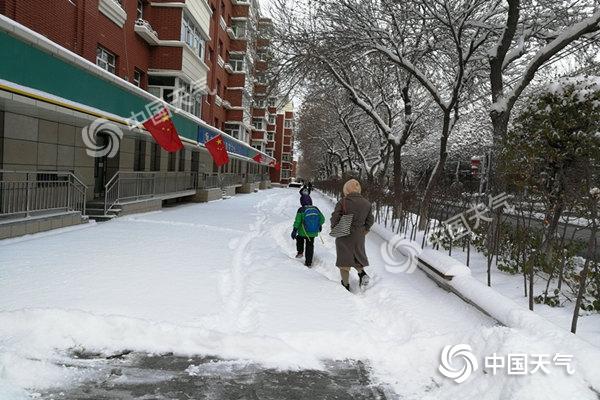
[291,195,325,267]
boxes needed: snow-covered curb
[0,220,97,246]
[316,190,600,386]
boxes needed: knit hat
[300,194,312,206]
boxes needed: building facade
[0,0,289,239]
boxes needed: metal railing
[246,174,263,183]
[199,174,220,189]
[104,171,198,214]
[0,170,87,219]
[220,174,243,188]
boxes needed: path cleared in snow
[0,188,598,399]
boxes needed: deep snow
[0,188,599,399]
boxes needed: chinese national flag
[142,107,183,152]
[252,154,263,163]
[205,134,229,167]
[270,160,281,171]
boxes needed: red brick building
[0,0,292,179]
[0,0,211,115]
[269,102,295,184]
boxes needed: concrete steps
[85,200,121,221]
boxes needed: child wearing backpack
[291,195,325,267]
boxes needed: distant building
[269,100,295,185]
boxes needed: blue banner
[197,125,273,164]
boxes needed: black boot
[358,271,370,288]
[341,280,350,291]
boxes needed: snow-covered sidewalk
[0,188,598,399]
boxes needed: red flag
[252,154,263,163]
[271,161,281,171]
[205,134,229,167]
[142,107,183,152]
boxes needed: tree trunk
[540,169,566,264]
[418,113,450,230]
[571,228,596,333]
[392,142,403,218]
[571,182,598,333]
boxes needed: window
[252,118,264,130]
[232,21,247,38]
[268,114,275,124]
[229,54,244,72]
[168,152,176,171]
[179,149,186,171]
[136,0,144,19]
[177,79,200,115]
[257,49,267,61]
[134,138,146,171]
[191,151,200,172]
[181,13,206,59]
[256,74,267,84]
[255,99,266,108]
[133,69,143,87]
[148,75,176,104]
[284,119,293,129]
[267,132,274,141]
[224,123,241,139]
[268,98,276,108]
[96,46,116,74]
[150,143,161,171]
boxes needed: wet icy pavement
[39,353,394,400]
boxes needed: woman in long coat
[330,179,374,291]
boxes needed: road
[428,202,597,257]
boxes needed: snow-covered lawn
[449,245,600,348]
[0,188,599,399]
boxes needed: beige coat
[330,193,374,268]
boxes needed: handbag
[329,199,353,238]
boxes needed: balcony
[229,25,248,41]
[134,19,160,45]
[98,0,127,27]
[219,16,227,32]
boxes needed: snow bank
[449,275,600,388]
[418,248,471,278]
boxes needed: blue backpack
[302,207,321,234]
